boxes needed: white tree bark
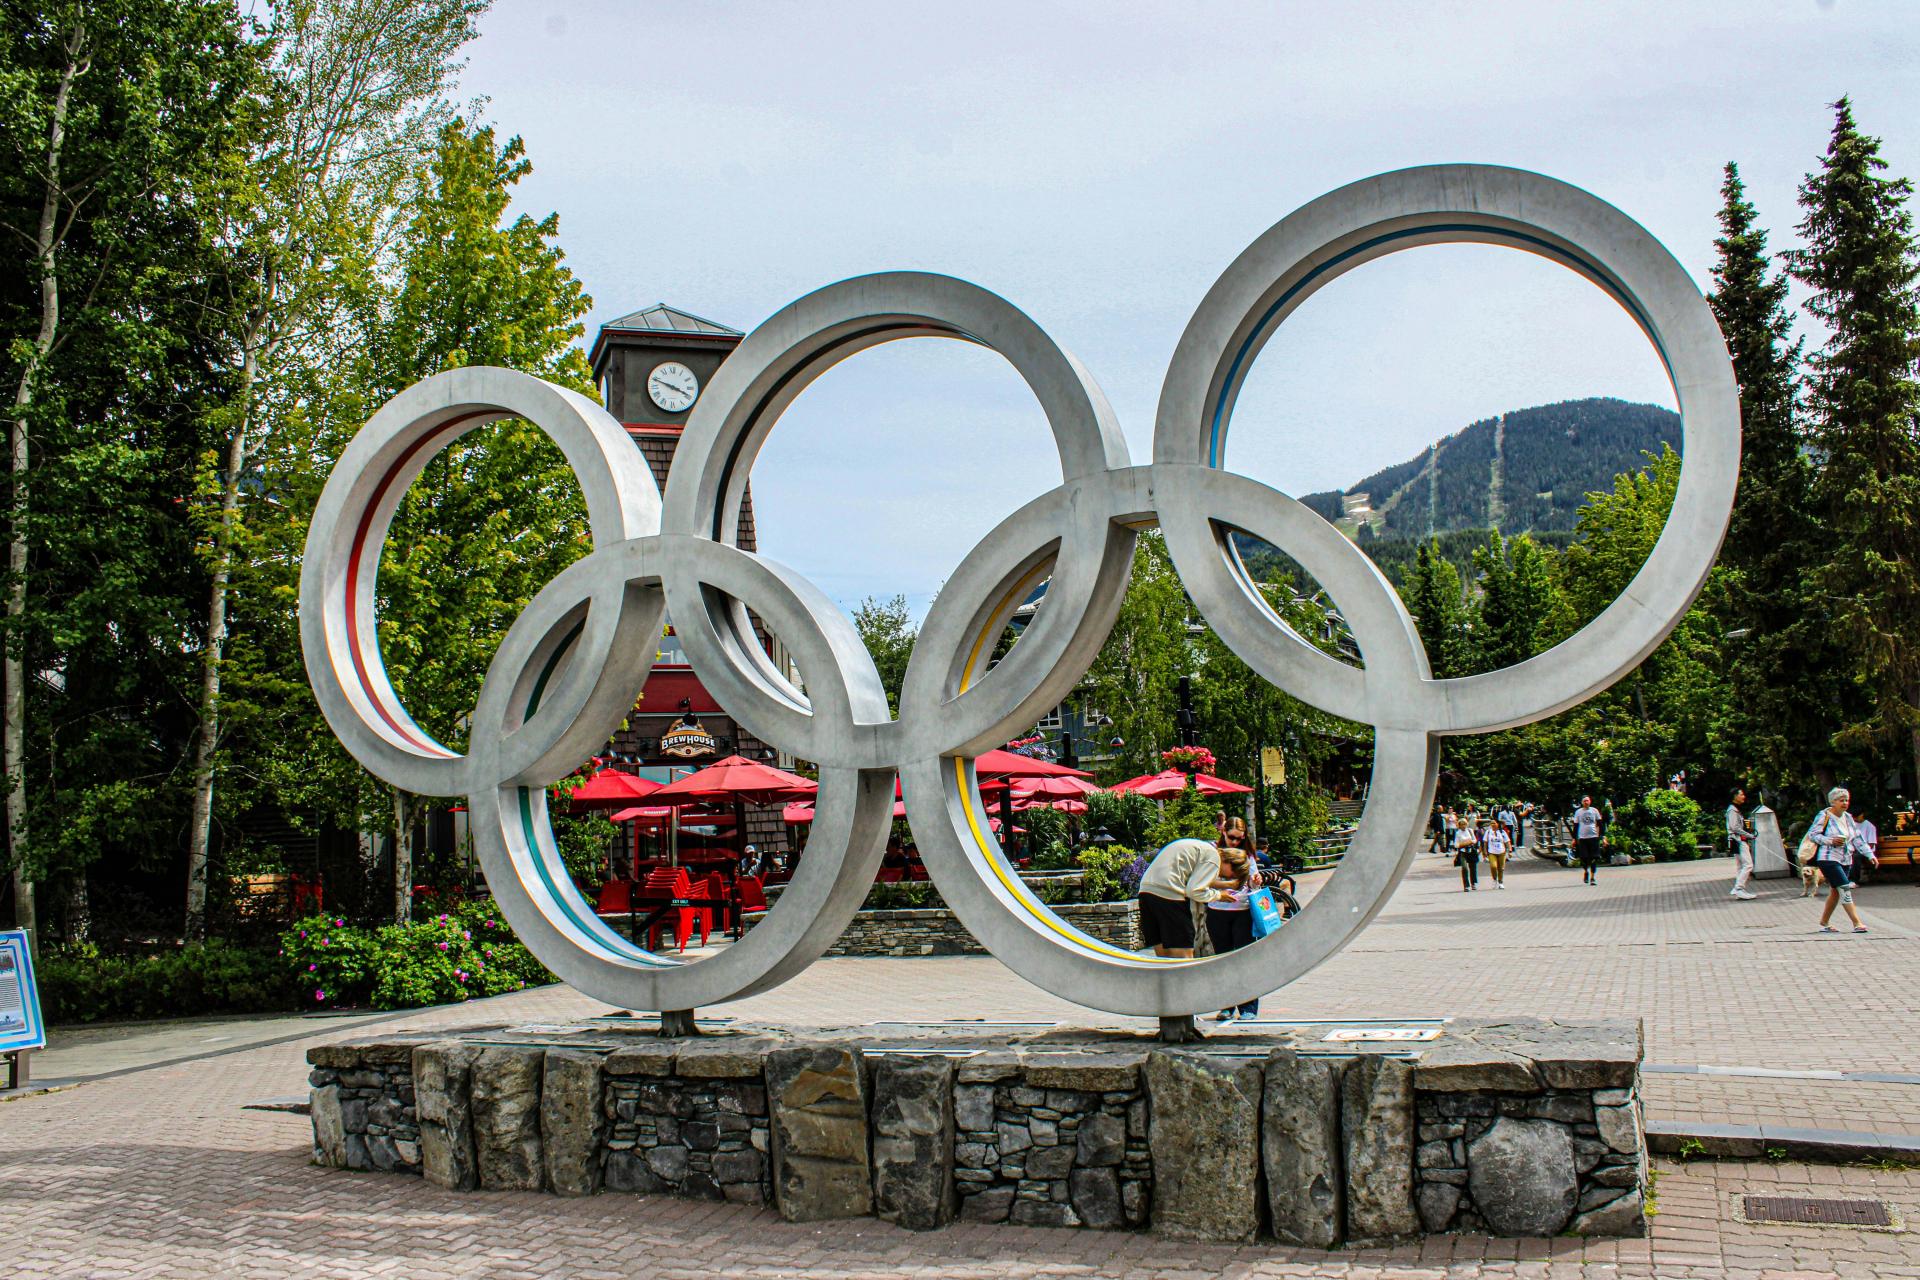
[8,25,87,958]
[392,786,413,924]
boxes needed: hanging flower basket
[1160,745,1216,775]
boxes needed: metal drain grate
[1743,1195,1893,1227]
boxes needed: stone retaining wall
[817,901,1138,957]
[308,1017,1643,1244]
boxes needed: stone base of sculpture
[307,1016,1645,1243]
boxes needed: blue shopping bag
[1246,886,1285,938]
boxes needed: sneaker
[1732,890,1757,900]
[1496,882,1506,889]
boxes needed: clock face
[647,361,699,413]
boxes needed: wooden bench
[1874,834,1920,873]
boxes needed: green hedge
[39,939,301,1024]
[40,901,557,1024]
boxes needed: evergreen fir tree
[1789,99,1920,794]
[1705,161,1829,797]
[1404,538,1471,678]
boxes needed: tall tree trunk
[7,26,85,960]
[392,786,413,924]
[183,315,264,942]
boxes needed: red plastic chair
[702,872,734,933]
[595,880,634,916]
[877,866,903,883]
[638,868,710,951]
[738,876,769,914]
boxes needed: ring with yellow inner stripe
[950,555,1191,966]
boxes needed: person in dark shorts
[1808,787,1875,934]
[1572,795,1605,885]
[1136,837,1242,958]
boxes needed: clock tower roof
[589,302,744,388]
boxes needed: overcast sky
[459,0,1918,616]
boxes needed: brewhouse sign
[659,715,717,759]
[300,165,1739,1018]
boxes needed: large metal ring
[302,165,1739,1018]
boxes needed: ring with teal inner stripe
[1207,222,1669,467]
[514,618,674,966]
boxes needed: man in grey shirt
[1726,789,1757,899]
[1573,796,1604,885]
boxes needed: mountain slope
[1297,397,1681,538]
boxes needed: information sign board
[0,929,46,1055]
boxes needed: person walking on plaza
[1452,817,1481,891]
[1497,802,1518,848]
[1573,796,1605,885]
[1726,789,1757,900]
[1482,817,1511,888]
[1136,836,1248,958]
[1806,787,1875,934]
[1207,827,1261,1020]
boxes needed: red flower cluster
[1161,745,1217,774]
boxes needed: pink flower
[308,963,317,972]
[436,941,449,951]
[314,990,326,1002]
[462,930,471,940]
[319,939,329,947]
[335,918,345,927]
[299,931,307,939]
[485,919,495,928]
[438,914,448,923]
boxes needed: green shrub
[1076,845,1140,903]
[1613,789,1706,861]
[1083,789,1156,849]
[283,902,553,1011]
[862,881,943,911]
[40,939,299,1024]
[1144,781,1221,849]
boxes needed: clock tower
[588,302,758,551]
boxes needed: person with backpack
[1806,787,1875,934]
[1452,818,1481,891]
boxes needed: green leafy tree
[1,0,270,952]
[183,0,488,939]
[361,122,597,920]
[1788,98,1920,795]
[852,594,915,715]
[1084,532,1192,779]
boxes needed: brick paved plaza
[7,851,1920,1278]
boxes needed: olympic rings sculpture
[300,166,1740,1018]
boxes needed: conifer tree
[1404,538,1470,678]
[1705,162,1827,794]
[1789,99,1920,793]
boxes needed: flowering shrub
[1004,735,1057,761]
[1160,745,1217,774]
[282,902,553,1011]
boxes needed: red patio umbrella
[565,766,664,808]
[971,748,1094,779]
[1110,768,1254,799]
[652,755,818,868]
[1012,775,1102,801]
[782,799,908,824]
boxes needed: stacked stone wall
[815,901,1138,957]
[308,1017,1644,1244]
[951,1055,1151,1229]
